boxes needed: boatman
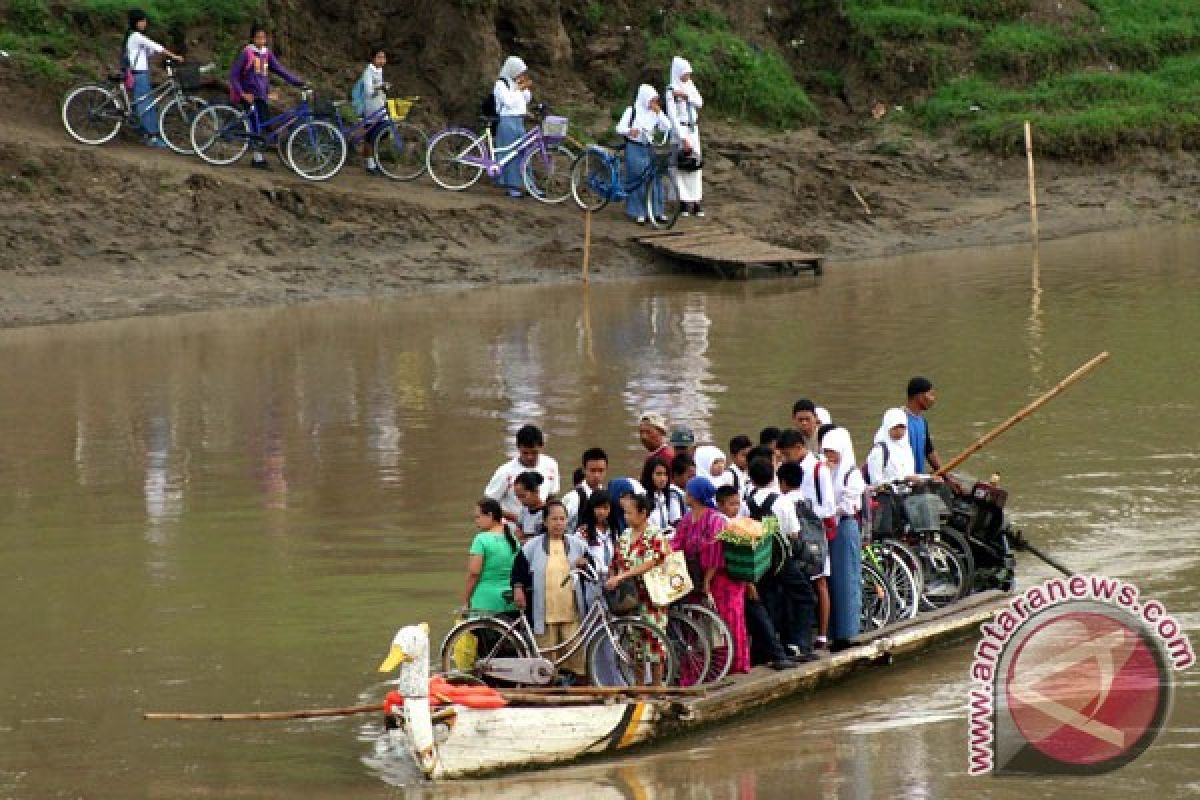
[484,424,560,523]
[905,377,942,474]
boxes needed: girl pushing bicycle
[493,56,533,198]
[228,23,307,170]
[615,85,672,224]
[123,9,184,149]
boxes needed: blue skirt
[623,141,663,220]
[132,71,158,136]
[495,115,525,190]
[828,516,862,640]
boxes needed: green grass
[846,0,1200,157]
[646,12,817,128]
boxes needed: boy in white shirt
[483,424,560,522]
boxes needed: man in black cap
[905,377,941,473]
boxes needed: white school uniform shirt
[562,483,593,532]
[800,453,837,519]
[494,78,531,116]
[648,486,685,531]
[616,85,671,143]
[360,63,386,116]
[483,454,561,517]
[126,31,164,71]
[745,486,799,538]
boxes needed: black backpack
[746,491,791,574]
[793,498,830,578]
[480,78,509,133]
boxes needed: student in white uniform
[483,424,560,522]
[358,46,389,175]
[615,84,672,224]
[864,408,917,485]
[123,9,184,148]
[665,56,704,217]
[494,56,533,197]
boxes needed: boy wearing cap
[668,425,695,460]
[904,377,941,473]
[638,412,675,468]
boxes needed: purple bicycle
[424,104,576,203]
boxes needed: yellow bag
[643,550,695,606]
[450,617,478,671]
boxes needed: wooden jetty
[378,590,1009,780]
[634,228,825,280]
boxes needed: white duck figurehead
[377,622,431,696]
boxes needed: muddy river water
[1,227,1197,798]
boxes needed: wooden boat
[372,590,1011,782]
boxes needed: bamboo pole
[934,351,1110,477]
[1024,121,1039,243]
[144,703,384,721]
[581,210,592,284]
[498,685,709,697]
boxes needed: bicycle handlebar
[562,562,600,587]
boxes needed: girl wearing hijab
[672,476,750,673]
[665,56,704,217]
[123,9,184,148]
[494,55,532,198]
[606,477,645,535]
[692,445,731,489]
[865,408,917,485]
[615,84,672,224]
[822,427,865,648]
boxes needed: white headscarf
[499,56,527,83]
[693,445,731,487]
[670,56,693,88]
[636,83,659,115]
[821,426,857,488]
[815,406,832,426]
[873,408,916,477]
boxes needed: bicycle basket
[176,66,206,91]
[902,491,948,532]
[541,115,569,143]
[652,146,672,172]
[387,96,418,121]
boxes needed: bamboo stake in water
[935,351,1110,477]
[1024,121,1040,243]
[582,210,592,284]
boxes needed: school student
[727,434,753,494]
[642,456,685,530]
[715,484,742,522]
[513,471,548,542]
[483,423,561,522]
[776,462,819,660]
[562,447,608,533]
[670,452,696,492]
[228,24,307,169]
[665,56,705,217]
[573,489,615,610]
[357,46,389,175]
[494,55,532,198]
[865,408,917,485]
[822,427,866,650]
[615,84,672,224]
[122,9,184,148]
[798,435,834,650]
[693,445,731,488]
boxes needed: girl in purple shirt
[228,24,306,169]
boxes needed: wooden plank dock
[634,228,825,280]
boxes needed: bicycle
[440,564,677,688]
[61,58,216,154]
[189,88,340,175]
[866,538,920,621]
[870,480,969,611]
[568,135,682,229]
[287,92,428,182]
[664,606,712,688]
[425,105,576,203]
[671,600,733,684]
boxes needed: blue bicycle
[569,138,681,229]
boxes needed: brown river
[1,227,1197,799]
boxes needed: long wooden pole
[144,703,384,721]
[581,210,592,284]
[1024,121,1039,243]
[934,351,1110,477]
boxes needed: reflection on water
[0,227,1197,799]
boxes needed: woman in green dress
[463,497,520,613]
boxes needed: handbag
[605,579,640,614]
[643,550,695,606]
[676,152,703,172]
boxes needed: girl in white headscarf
[615,84,671,224]
[665,56,704,217]
[693,445,732,488]
[494,56,532,198]
[820,426,864,646]
[865,408,917,485]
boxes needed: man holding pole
[905,377,941,474]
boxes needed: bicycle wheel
[439,617,528,681]
[157,94,207,155]
[522,143,575,204]
[190,103,250,166]
[918,541,968,611]
[875,543,920,620]
[569,148,613,212]
[861,562,895,633]
[937,530,976,593]
[287,120,347,181]
[61,84,124,145]
[375,121,429,181]
[425,129,485,191]
[646,170,682,229]
[587,617,677,688]
[666,609,711,688]
[680,603,733,683]
[881,539,924,599]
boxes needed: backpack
[793,498,830,578]
[746,491,791,574]
[863,442,889,484]
[810,461,838,542]
[480,78,509,133]
[351,76,367,116]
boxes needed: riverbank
[2,102,1198,329]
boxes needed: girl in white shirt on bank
[615,84,672,224]
[664,56,704,217]
[123,9,184,148]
